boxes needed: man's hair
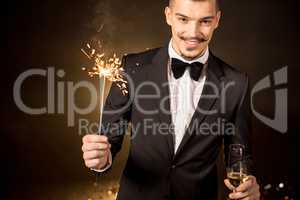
[168,0,220,11]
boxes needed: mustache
[179,36,209,42]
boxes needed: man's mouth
[183,39,202,48]
[185,40,200,45]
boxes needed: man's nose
[187,22,201,38]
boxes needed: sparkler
[81,42,128,193]
[81,42,128,134]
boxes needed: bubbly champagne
[227,172,247,187]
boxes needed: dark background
[2,0,299,199]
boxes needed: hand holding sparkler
[81,41,128,183]
[82,134,111,171]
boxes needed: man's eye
[201,20,212,25]
[179,18,188,23]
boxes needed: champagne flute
[226,144,248,190]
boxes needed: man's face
[165,0,221,60]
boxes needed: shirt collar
[168,39,209,64]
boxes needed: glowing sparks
[81,43,128,95]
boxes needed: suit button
[171,165,176,169]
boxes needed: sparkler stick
[98,74,106,135]
[81,42,128,132]
[81,41,128,190]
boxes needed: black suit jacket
[101,45,255,200]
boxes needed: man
[82,0,260,199]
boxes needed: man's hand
[224,175,260,200]
[82,135,111,170]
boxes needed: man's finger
[229,180,259,200]
[224,179,236,191]
[84,158,101,168]
[82,134,108,143]
[229,191,249,199]
[82,143,110,152]
[83,150,108,160]
[236,176,255,192]
[229,188,258,200]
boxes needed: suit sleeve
[100,55,133,171]
[224,74,256,176]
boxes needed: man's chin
[180,50,204,60]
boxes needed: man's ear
[214,11,221,29]
[165,6,172,26]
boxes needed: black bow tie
[171,58,204,81]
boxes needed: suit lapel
[146,48,224,161]
[148,46,175,159]
[173,52,224,160]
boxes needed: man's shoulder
[123,47,161,67]
[211,54,249,102]
[211,53,248,82]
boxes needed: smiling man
[82,0,260,199]
[166,0,220,60]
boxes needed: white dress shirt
[93,40,209,172]
[168,40,209,153]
